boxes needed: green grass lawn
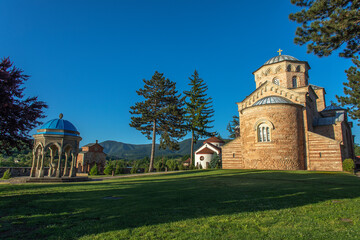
[1,170,360,239]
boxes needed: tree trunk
[149,119,156,172]
[190,130,194,166]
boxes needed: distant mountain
[99,138,205,160]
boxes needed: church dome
[264,55,299,65]
[253,96,293,106]
[40,118,78,132]
[35,113,80,137]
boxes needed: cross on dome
[277,48,283,55]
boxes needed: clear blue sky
[1,0,358,146]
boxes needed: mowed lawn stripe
[0,169,359,239]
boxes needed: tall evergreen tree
[289,0,360,58]
[336,56,360,123]
[184,70,214,165]
[0,57,47,153]
[129,71,186,172]
[227,115,240,139]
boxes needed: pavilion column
[63,152,69,176]
[69,153,77,177]
[56,151,62,178]
[48,149,54,177]
[37,149,45,178]
[30,150,36,177]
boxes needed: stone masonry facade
[222,54,354,171]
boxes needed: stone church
[222,51,355,171]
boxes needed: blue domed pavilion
[30,114,82,178]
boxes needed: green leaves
[129,71,187,170]
[289,0,360,58]
[184,70,214,140]
[227,115,240,139]
[336,56,360,123]
[0,57,47,154]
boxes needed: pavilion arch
[33,142,44,154]
[44,142,62,153]
[63,144,74,153]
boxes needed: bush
[178,164,185,170]
[103,164,114,175]
[155,161,163,172]
[131,165,138,174]
[1,169,11,179]
[210,154,221,169]
[166,159,178,171]
[343,158,355,173]
[89,164,98,176]
[115,164,121,175]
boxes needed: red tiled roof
[204,136,225,144]
[206,142,221,152]
[196,147,216,155]
[184,158,190,163]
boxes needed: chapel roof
[253,96,293,106]
[196,147,217,155]
[203,136,225,144]
[206,142,221,152]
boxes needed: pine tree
[289,0,360,58]
[336,56,360,123]
[0,57,47,153]
[227,115,240,139]
[129,71,186,172]
[184,70,214,165]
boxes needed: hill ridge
[99,138,205,160]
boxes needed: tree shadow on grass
[1,170,360,239]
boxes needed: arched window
[287,64,292,72]
[292,76,297,88]
[296,66,301,72]
[257,123,271,142]
[273,78,280,85]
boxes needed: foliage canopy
[336,57,360,123]
[129,71,186,171]
[289,0,360,58]
[184,70,214,164]
[0,57,47,153]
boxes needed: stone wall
[307,132,342,171]
[223,103,306,170]
[0,167,45,177]
[222,137,242,169]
